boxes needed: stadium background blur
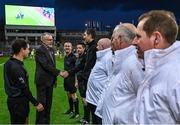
[1,1,180,55]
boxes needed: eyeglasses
[45,39,53,41]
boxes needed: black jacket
[35,44,60,87]
[82,40,97,82]
[4,58,38,106]
[68,53,86,82]
[64,52,76,84]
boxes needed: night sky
[0,0,180,30]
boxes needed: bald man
[86,38,111,124]
[96,38,112,51]
[95,23,144,124]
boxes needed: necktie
[49,48,55,64]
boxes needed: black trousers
[36,85,53,124]
[88,102,102,124]
[78,81,87,98]
[7,97,29,124]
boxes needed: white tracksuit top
[134,41,180,124]
[101,46,144,124]
[86,48,112,106]
[95,47,126,118]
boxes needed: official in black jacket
[4,39,44,124]
[68,42,86,98]
[81,28,97,124]
[69,42,87,121]
[35,32,61,124]
[63,42,80,118]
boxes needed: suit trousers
[36,85,53,124]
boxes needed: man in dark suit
[35,32,62,124]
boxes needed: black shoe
[82,120,89,125]
[70,113,80,119]
[63,109,73,115]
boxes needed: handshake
[59,71,69,78]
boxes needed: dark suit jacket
[35,44,60,87]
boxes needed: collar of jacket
[86,40,96,47]
[79,52,85,58]
[112,46,136,75]
[65,52,73,57]
[144,41,180,74]
[96,48,111,59]
[114,45,136,65]
[10,57,24,65]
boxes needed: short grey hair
[41,32,52,41]
[113,24,136,44]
